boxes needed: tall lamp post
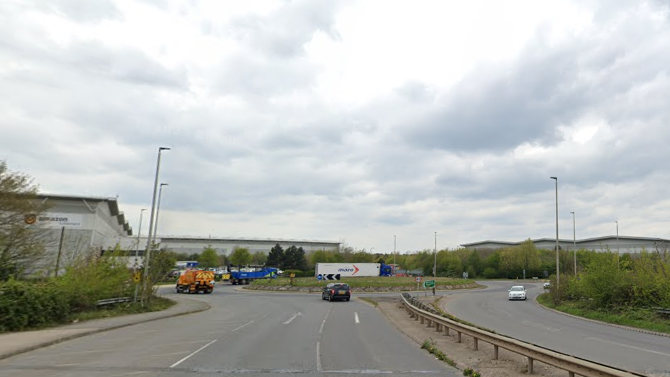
[550,177,559,288]
[142,147,170,304]
[133,208,146,302]
[393,235,396,276]
[615,220,620,269]
[153,183,169,244]
[433,231,437,296]
[570,211,576,277]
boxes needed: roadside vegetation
[250,276,472,288]
[539,249,670,333]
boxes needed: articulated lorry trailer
[229,266,279,285]
[315,263,393,279]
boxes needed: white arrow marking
[283,312,303,324]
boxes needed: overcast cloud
[2,0,670,251]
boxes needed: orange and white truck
[176,270,215,294]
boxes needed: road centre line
[169,339,217,368]
[54,363,81,367]
[231,312,271,333]
[586,337,670,357]
[283,312,303,324]
[355,312,360,324]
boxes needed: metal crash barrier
[400,293,645,377]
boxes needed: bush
[0,279,69,332]
[483,267,498,279]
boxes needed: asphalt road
[442,281,670,375]
[0,284,460,377]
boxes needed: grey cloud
[229,0,343,58]
[30,0,121,23]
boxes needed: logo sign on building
[34,213,84,228]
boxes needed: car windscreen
[510,287,524,291]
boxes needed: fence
[400,293,645,377]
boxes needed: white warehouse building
[461,236,670,253]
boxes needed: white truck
[315,263,393,279]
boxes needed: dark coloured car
[322,283,351,302]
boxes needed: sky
[2,0,670,252]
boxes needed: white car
[508,285,527,301]
[543,282,551,289]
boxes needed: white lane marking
[354,312,360,324]
[110,372,149,377]
[146,351,190,358]
[316,341,322,372]
[231,319,255,333]
[283,312,303,325]
[586,337,670,357]
[319,308,332,335]
[169,339,216,346]
[169,339,217,368]
[55,363,81,367]
[522,320,559,332]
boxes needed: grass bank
[68,296,176,323]
[250,276,472,288]
[537,293,670,334]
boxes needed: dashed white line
[354,312,360,324]
[586,337,670,357]
[169,339,217,368]
[319,308,332,335]
[316,341,322,372]
[283,312,303,325]
[231,319,256,333]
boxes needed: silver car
[508,285,527,300]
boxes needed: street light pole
[153,183,168,244]
[142,147,170,305]
[550,177,560,288]
[570,211,576,277]
[433,231,437,296]
[393,235,396,276]
[616,220,620,269]
[133,208,146,302]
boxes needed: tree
[198,246,219,269]
[230,247,252,266]
[0,161,49,280]
[284,245,307,271]
[267,244,284,268]
[252,251,267,265]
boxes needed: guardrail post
[435,323,442,332]
[493,345,498,360]
[528,357,534,374]
[426,319,432,327]
[456,331,462,343]
[473,337,478,351]
[568,372,575,377]
[444,326,450,336]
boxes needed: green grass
[250,276,473,288]
[67,297,176,323]
[359,297,379,307]
[537,293,670,334]
[421,339,457,367]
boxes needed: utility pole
[433,232,437,296]
[616,220,620,269]
[393,235,396,276]
[134,208,146,302]
[571,211,576,277]
[142,147,170,306]
[550,177,560,289]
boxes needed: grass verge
[537,293,670,334]
[421,339,457,367]
[251,276,473,288]
[67,297,176,323]
[359,297,379,308]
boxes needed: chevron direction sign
[317,274,341,281]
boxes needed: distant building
[123,236,341,256]
[28,194,133,273]
[461,236,670,254]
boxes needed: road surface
[0,284,460,377]
[442,280,670,375]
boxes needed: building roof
[461,236,670,248]
[36,193,133,236]
[158,235,341,245]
